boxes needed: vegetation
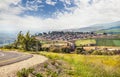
[3,31,41,51]
[96,38,120,46]
[40,52,120,77]
[75,47,86,54]
[75,39,96,47]
[17,59,72,77]
[75,38,120,47]
[17,68,34,77]
[96,28,120,34]
[45,46,71,53]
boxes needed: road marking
[0,52,5,57]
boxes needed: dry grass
[39,52,120,77]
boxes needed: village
[35,31,120,55]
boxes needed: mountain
[0,33,16,46]
[65,21,120,33]
[96,27,120,34]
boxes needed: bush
[61,46,71,53]
[50,47,61,53]
[3,45,12,49]
[35,73,43,77]
[42,47,50,51]
[92,50,102,55]
[87,49,94,54]
[91,50,120,55]
[75,47,85,54]
[17,68,34,77]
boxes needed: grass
[75,38,120,47]
[39,52,120,77]
[96,39,120,46]
[75,39,96,46]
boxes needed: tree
[15,31,41,51]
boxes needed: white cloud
[46,0,56,6]
[0,0,120,33]
[25,0,44,11]
[0,0,23,15]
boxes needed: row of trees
[42,46,72,53]
[75,47,120,55]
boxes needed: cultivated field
[75,39,96,46]
[75,38,120,47]
[96,38,120,46]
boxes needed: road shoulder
[0,54,48,77]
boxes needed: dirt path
[0,54,48,77]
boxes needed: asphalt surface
[0,51,33,67]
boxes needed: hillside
[65,21,120,33]
[0,33,16,46]
[96,27,120,34]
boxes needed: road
[0,51,33,66]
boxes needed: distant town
[35,31,119,41]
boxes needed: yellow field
[75,39,96,46]
[40,52,120,77]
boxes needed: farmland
[96,38,120,46]
[75,39,96,46]
[75,38,120,47]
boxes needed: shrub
[61,46,71,53]
[42,47,50,51]
[75,47,85,54]
[17,68,29,77]
[87,49,94,54]
[92,50,102,55]
[35,73,43,77]
[17,68,34,77]
[102,51,109,55]
[44,63,48,68]
[3,45,12,49]
[50,47,61,53]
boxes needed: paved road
[0,51,33,66]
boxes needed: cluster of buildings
[35,31,110,41]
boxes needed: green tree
[15,31,41,51]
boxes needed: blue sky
[0,0,120,33]
[12,0,78,18]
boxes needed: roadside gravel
[0,54,48,77]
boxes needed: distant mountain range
[64,21,120,34]
[0,33,16,46]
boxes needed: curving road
[0,51,33,66]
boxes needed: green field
[75,39,96,46]
[40,52,120,77]
[96,39,120,46]
[75,38,120,47]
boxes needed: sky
[0,0,120,33]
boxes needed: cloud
[0,0,120,33]
[46,0,56,6]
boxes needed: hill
[64,21,120,34]
[0,33,16,46]
[96,27,120,34]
